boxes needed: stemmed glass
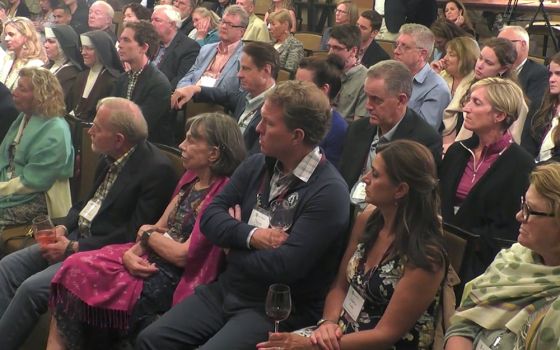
[265,283,292,333]
[269,199,293,231]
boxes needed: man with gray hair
[236,0,270,42]
[174,5,248,93]
[0,97,177,350]
[393,23,450,130]
[499,26,547,113]
[151,4,200,87]
[88,0,116,42]
[339,60,442,206]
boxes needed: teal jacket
[0,113,74,208]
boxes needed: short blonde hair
[19,67,65,118]
[4,17,47,63]
[530,163,560,226]
[268,9,292,30]
[470,77,526,130]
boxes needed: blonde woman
[268,9,304,71]
[0,67,74,233]
[0,17,47,91]
[188,7,220,46]
[264,0,297,34]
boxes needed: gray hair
[367,60,413,98]
[399,23,435,58]
[187,112,247,176]
[265,81,331,147]
[154,4,182,28]
[96,97,148,144]
[224,4,249,28]
[91,1,115,19]
[500,25,530,45]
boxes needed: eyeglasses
[393,42,421,52]
[219,20,245,29]
[520,196,555,222]
[335,8,349,15]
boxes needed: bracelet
[64,240,75,258]
[316,318,337,327]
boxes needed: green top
[0,113,74,208]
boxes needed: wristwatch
[141,229,154,248]
[316,318,337,327]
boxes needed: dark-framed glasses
[520,196,555,222]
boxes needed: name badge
[79,199,101,222]
[350,181,367,204]
[342,285,365,322]
[199,75,217,87]
[248,207,270,228]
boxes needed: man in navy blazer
[172,41,277,154]
[339,60,441,204]
[151,5,200,88]
[0,98,177,350]
[174,5,248,93]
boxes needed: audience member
[65,0,89,34]
[499,26,547,110]
[136,80,350,350]
[445,163,560,350]
[34,0,57,34]
[339,60,441,208]
[67,30,123,120]
[188,6,220,46]
[112,20,173,144]
[52,3,73,26]
[207,0,231,18]
[440,77,534,284]
[455,38,526,144]
[268,9,304,72]
[0,17,47,91]
[48,112,246,348]
[357,10,390,68]
[264,0,296,33]
[237,0,269,42]
[430,19,471,60]
[296,55,348,166]
[0,82,18,142]
[175,5,247,92]
[0,97,177,350]
[432,37,479,149]
[531,53,560,161]
[319,0,358,50]
[384,0,438,40]
[259,140,445,350]
[44,25,85,99]
[394,23,450,130]
[327,24,367,123]
[172,41,277,154]
[443,0,475,36]
[0,67,73,236]
[122,2,152,23]
[88,1,116,42]
[5,0,31,19]
[174,0,195,35]
[151,5,200,87]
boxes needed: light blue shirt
[408,63,451,131]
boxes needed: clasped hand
[40,226,69,264]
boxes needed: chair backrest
[77,121,99,202]
[311,50,329,58]
[377,39,395,59]
[277,68,293,82]
[184,101,225,121]
[442,222,479,274]
[294,32,322,52]
[154,143,185,179]
[529,55,546,66]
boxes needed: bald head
[89,1,114,30]
[498,26,529,67]
[98,97,148,144]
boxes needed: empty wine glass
[265,283,292,333]
[269,199,293,231]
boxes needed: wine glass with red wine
[265,283,292,333]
